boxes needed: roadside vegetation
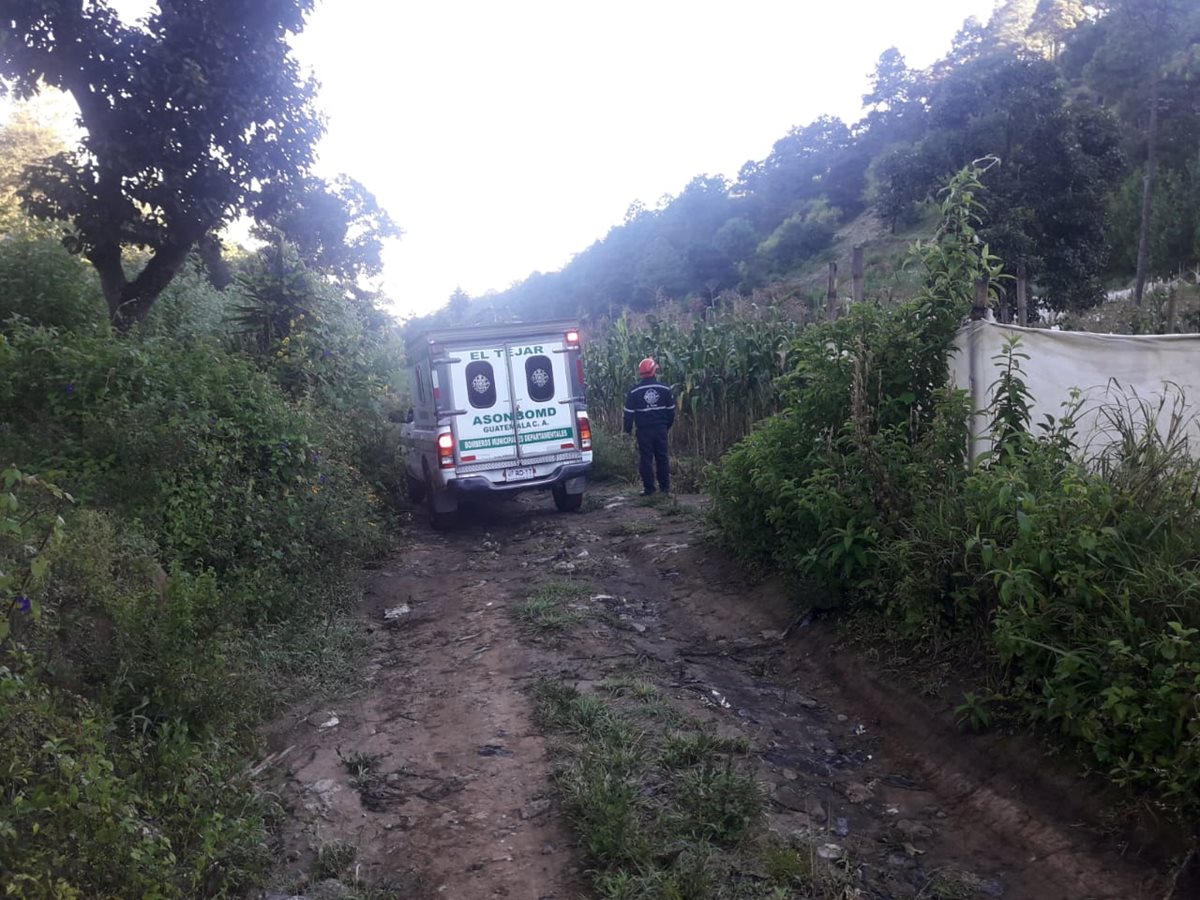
[711,163,1200,824]
[533,677,860,899]
[0,7,413,891]
[512,581,593,634]
[0,222,405,895]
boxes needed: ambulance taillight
[437,432,455,468]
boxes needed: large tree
[0,106,64,206]
[987,0,1039,50]
[258,174,402,286]
[0,0,323,329]
[1085,0,1200,303]
[874,55,1123,310]
[736,115,857,228]
[1027,0,1089,59]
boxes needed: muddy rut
[259,488,1171,899]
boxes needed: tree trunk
[851,244,865,303]
[971,277,989,320]
[1134,11,1164,307]
[1016,262,1028,326]
[1133,87,1159,307]
[86,241,126,321]
[826,261,838,320]
[91,238,198,332]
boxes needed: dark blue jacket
[623,377,676,433]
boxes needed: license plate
[503,466,535,481]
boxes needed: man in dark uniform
[623,357,675,496]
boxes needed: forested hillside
[439,0,1199,324]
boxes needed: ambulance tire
[552,484,583,513]
[424,474,457,531]
[406,472,427,503]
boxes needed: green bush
[141,257,244,342]
[0,323,386,607]
[229,241,409,503]
[710,163,1200,817]
[755,198,839,272]
[589,429,638,484]
[0,221,107,333]
[710,163,994,588]
[877,366,1200,806]
[0,471,272,898]
[0,660,270,898]
[0,232,400,894]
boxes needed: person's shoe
[640,489,656,497]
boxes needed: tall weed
[711,162,999,587]
[711,162,1200,817]
[0,234,400,894]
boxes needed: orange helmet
[638,357,658,376]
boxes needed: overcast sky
[96,0,996,319]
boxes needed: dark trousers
[636,427,670,493]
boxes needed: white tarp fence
[950,321,1200,462]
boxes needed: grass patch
[339,749,384,795]
[599,675,661,700]
[247,607,371,707]
[659,731,751,769]
[313,841,357,881]
[629,698,688,725]
[762,843,815,888]
[530,677,848,898]
[293,844,431,900]
[659,497,689,517]
[672,761,763,844]
[589,429,640,484]
[512,580,592,634]
[922,868,990,899]
[533,679,629,742]
[632,493,693,518]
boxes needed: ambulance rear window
[465,361,497,409]
[525,355,555,402]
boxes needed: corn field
[584,301,801,467]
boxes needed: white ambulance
[400,320,594,528]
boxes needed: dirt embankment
[256,488,1176,899]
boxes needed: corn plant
[584,298,801,467]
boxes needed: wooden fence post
[1016,263,1028,326]
[826,261,838,320]
[851,245,864,304]
[971,278,989,321]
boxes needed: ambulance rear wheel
[553,484,583,513]
[425,475,457,530]
[406,472,427,503]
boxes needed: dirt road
[259,487,1172,899]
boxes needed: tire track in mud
[260,488,1170,899]
[262,530,579,898]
